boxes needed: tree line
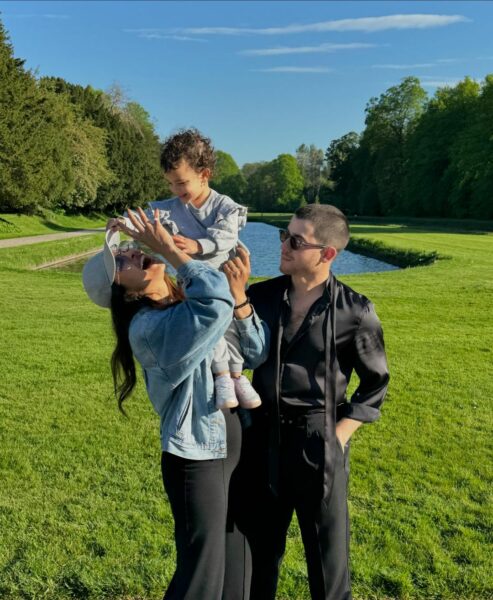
[325,75,493,219]
[1,18,492,219]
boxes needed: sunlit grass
[0,215,492,599]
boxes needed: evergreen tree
[0,23,73,212]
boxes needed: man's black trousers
[239,411,352,600]
[161,409,251,600]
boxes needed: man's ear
[322,246,337,263]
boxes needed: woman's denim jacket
[128,260,269,460]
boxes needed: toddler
[120,128,261,410]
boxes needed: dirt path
[0,229,103,248]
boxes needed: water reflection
[54,221,399,276]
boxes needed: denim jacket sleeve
[233,309,270,369]
[136,261,234,387]
[345,301,390,422]
[198,202,248,257]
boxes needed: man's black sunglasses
[279,229,329,251]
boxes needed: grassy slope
[0,212,107,240]
[0,218,492,599]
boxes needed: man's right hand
[223,247,251,306]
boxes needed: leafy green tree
[402,77,480,217]
[265,154,305,211]
[324,132,360,213]
[241,162,266,180]
[360,77,427,215]
[43,78,167,213]
[244,154,304,212]
[437,77,488,218]
[210,150,247,202]
[40,78,114,210]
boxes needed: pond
[240,222,398,277]
[53,222,399,277]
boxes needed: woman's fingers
[126,208,145,234]
[136,206,153,229]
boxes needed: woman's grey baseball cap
[82,229,120,308]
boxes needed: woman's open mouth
[142,255,154,269]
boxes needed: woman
[82,207,268,600]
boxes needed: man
[236,204,389,600]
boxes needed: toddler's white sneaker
[233,375,262,409]
[215,375,239,410]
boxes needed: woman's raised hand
[117,208,191,269]
[123,208,175,253]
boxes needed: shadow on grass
[40,220,100,233]
[351,224,491,236]
[350,216,493,235]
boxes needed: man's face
[279,217,334,277]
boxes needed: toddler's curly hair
[160,128,216,173]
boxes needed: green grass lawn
[0,216,492,599]
[0,211,107,240]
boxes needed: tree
[43,78,167,213]
[210,150,247,202]
[360,77,427,214]
[40,78,114,210]
[447,75,493,218]
[259,154,305,212]
[295,144,326,203]
[324,132,360,213]
[0,23,74,212]
[402,76,480,217]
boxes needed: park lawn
[0,212,107,240]
[0,219,492,599]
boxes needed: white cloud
[421,79,463,87]
[252,66,332,73]
[124,29,207,42]
[241,42,376,56]
[178,14,469,36]
[42,14,70,20]
[372,63,435,69]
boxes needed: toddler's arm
[198,203,247,257]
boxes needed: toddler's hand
[172,235,202,256]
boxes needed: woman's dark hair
[160,128,216,173]
[110,274,184,414]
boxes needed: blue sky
[1,1,493,166]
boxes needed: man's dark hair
[295,204,350,251]
[160,128,216,173]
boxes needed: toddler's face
[164,160,210,206]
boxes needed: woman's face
[114,248,167,297]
